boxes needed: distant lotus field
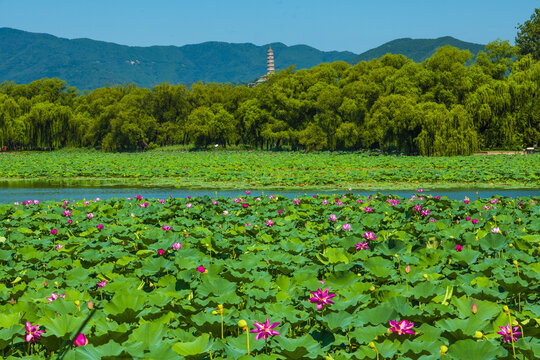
[0,150,539,189]
[0,192,538,359]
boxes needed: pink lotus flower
[87,213,94,219]
[212,200,218,205]
[234,198,240,203]
[421,209,431,217]
[135,195,142,201]
[63,200,70,204]
[245,190,251,195]
[186,203,192,208]
[162,225,172,231]
[196,266,206,273]
[363,232,377,240]
[51,229,58,235]
[97,224,103,230]
[172,242,182,251]
[491,227,500,234]
[355,241,370,250]
[413,204,422,212]
[322,199,328,205]
[56,244,63,250]
[293,198,300,205]
[497,323,521,343]
[363,207,373,212]
[158,199,165,204]
[73,333,88,347]
[309,287,337,310]
[97,280,107,289]
[265,219,274,227]
[429,218,437,222]
[158,249,165,255]
[456,244,463,252]
[329,214,337,222]
[389,320,415,335]
[63,210,72,217]
[250,318,280,340]
[68,219,72,224]
[46,292,66,303]
[139,202,149,208]
[342,223,351,231]
[25,322,45,343]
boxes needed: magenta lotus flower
[196,266,206,273]
[68,219,72,224]
[97,224,103,230]
[25,322,45,342]
[355,241,370,250]
[265,220,274,227]
[162,225,172,231]
[242,203,249,208]
[389,320,415,335]
[456,244,463,252]
[464,197,470,204]
[342,223,351,231]
[63,210,72,217]
[139,202,149,208]
[73,333,88,347]
[421,209,431,217]
[246,190,251,195]
[135,195,142,200]
[172,242,182,251]
[414,204,422,212]
[46,293,66,303]
[278,210,283,214]
[363,207,373,212]
[472,219,478,225]
[51,229,58,235]
[329,214,337,222]
[212,200,218,205]
[97,280,107,289]
[363,232,377,240]
[465,216,471,221]
[497,323,521,343]
[293,198,300,205]
[387,199,400,206]
[158,249,165,255]
[309,287,337,310]
[250,318,280,340]
[87,213,94,219]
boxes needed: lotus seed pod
[440,345,448,355]
[217,304,223,310]
[503,305,510,313]
[238,320,247,328]
[423,274,428,280]
[513,260,518,266]
[475,331,483,339]
[368,342,376,349]
[512,319,519,326]
[212,311,218,315]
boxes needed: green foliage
[0,193,538,358]
[1,41,539,153]
[515,8,540,60]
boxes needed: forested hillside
[0,41,538,155]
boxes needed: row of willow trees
[0,41,539,155]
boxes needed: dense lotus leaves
[0,194,538,358]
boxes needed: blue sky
[0,0,537,53]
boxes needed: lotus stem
[246,327,250,355]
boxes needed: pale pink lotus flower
[329,214,337,222]
[87,213,94,219]
[342,223,351,231]
[172,242,182,251]
[46,293,66,303]
[186,203,192,208]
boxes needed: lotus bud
[472,302,477,314]
[405,265,411,273]
[88,300,93,309]
[238,320,247,329]
[369,285,375,291]
[10,298,14,305]
[440,345,448,355]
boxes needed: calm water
[0,181,538,203]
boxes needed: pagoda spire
[267,47,275,75]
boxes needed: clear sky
[0,0,537,53]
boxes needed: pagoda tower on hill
[267,47,275,75]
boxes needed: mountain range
[0,28,485,90]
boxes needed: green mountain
[352,36,485,63]
[0,28,485,90]
[0,28,356,90]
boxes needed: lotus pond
[0,193,539,359]
[1,150,539,189]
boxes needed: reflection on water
[0,180,538,203]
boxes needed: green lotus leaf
[276,334,323,359]
[448,339,507,359]
[172,333,213,356]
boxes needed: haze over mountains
[0,28,485,90]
